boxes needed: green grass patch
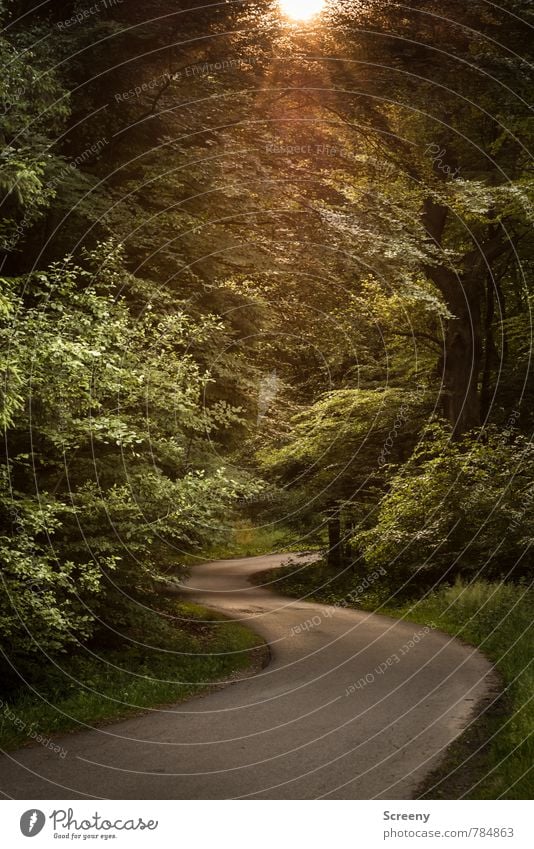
[0,601,266,751]
[257,558,533,800]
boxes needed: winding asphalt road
[0,553,495,799]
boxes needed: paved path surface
[0,553,495,799]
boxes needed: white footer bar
[2,799,530,848]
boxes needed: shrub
[357,424,534,586]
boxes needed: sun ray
[279,0,326,22]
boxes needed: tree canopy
[1,0,532,672]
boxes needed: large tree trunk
[423,197,483,434]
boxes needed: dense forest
[0,0,532,797]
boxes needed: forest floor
[0,601,267,752]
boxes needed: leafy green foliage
[0,21,70,252]
[0,469,104,656]
[357,425,534,584]
[0,242,259,665]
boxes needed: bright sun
[279,0,326,22]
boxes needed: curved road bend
[0,553,495,799]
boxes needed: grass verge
[255,558,533,800]
[0,601,267,751]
